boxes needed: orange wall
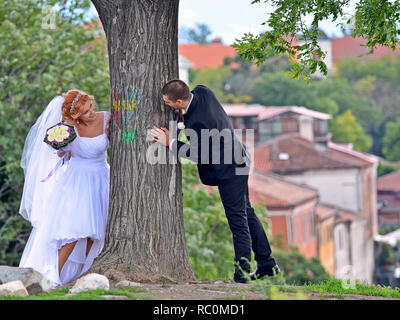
[290,201,318,258]
[265,200,319,258]
[317,216,336,276]
[269,215,289,249]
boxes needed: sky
[88,0,357,45]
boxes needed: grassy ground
[0,286,152,300]
[304,278,400,299]
[1,277,400,300]
[251,277,400,300]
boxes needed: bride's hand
[57,151,71,158]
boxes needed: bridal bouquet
[43,122,77,150]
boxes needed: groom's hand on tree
[150,126,170,147]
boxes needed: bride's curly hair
[61,89,94,126]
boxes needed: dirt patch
[126,282,266,300]
[106,280,400,300]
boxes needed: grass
[304,278,400,299]
[0,285,152,300]
[251,283,311,300]
[249,274,400,300]
[2,277,400,300]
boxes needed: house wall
[359,165,377,284]
[179,67,189,85]
[267,200,318,258]
[284,169,361,213]
[298,115,314,141]
[178,55,192,84]
[350,219,368,283]
[365,237,375,284]
[289,200,318,258]
[360,165,378,239]
[296,39,332,77]
[284,166,376,284]
[318,216,336,276]
[314,39,333,77]
[268,214,290,249]
[334,217,374,283]
[378,192,400,225]
[334,222,351,279]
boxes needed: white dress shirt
[169,93,193,151]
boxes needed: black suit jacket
[171,85,250,186]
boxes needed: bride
[18,89,111,287]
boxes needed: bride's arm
[106,114,111,145]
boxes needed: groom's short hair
[162,79,191,102]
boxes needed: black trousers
[217,174,276,272]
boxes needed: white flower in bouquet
[48,126,70,142]
[177,122,185,130]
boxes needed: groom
[150,79,280,283]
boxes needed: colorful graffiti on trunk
[111,85,140,144]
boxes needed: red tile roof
[316,204,337,222]
[254,134,374,174]
[222,105,332,121]
[328,141,379,166]
[248,172,318,208]
[178,43,237,69]
[332,36,400,63]
[259,106,332,121]
[222,104,265,117]
[337,210,361,223]
[378,171,400,193]
[316,203,362,223]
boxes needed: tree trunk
[90,0,194,282]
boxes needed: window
[314,120,328,136]
[282,118,298,133]
[243,116,256,128]
[232,117,244,129]
[338,228,344,250]
[272,121,282,135]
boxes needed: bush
[378,163,399,177]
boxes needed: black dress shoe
[234,276,249,284]
[250,264,281,280]
[233,269,250,283]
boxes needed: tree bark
[90,0,194,282]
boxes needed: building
[296,32,400,76]
[253,133,379,283]
[178,55,193,84]
[377,171,400,227]
[316,203,368,280]
[331,35,400,73]
[248,172,319,258]
[316,204,336,276]
[295,29,333,78]
[178,39,237,70]
[373,228,400,287]
[222,104,332,143]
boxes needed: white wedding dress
[19,108,111,287]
